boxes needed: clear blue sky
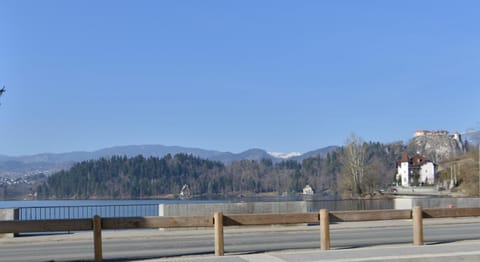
[1,1,479,156]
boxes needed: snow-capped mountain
[463,129,480,145]
[267,152,302,159]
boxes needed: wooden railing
[0,207,479,261]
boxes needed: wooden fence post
[320,209,330,250]
[214,212,224,256]
[412,206,424,246]
[93,215,103,262]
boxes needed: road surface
[0,218,479,261]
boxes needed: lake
[0,197,395,220]
[0,199,223,220]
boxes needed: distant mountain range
[0,145,338,178]
[3,129,476,179]
[464,129,480,146]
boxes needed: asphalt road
[1,219,479,262]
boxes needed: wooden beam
[422,208,480,218]
[93,215,102,262]
[101,216,213,229]
[412,207,424,246]
[214,212,224,256]
[223,213,319,226]
[320,209,330,250]
[0,219,92,233]
[330,209,412,222]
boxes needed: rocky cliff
[408,130,465,163]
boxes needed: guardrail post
[320,209,330,250]
[93,215,103,262]
[412,206,424,246]
[214,212,224,256]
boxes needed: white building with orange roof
[396,152,436,187]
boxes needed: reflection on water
[207,195,394,212]
[0,199,223,209]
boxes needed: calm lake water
[0,199,225,220]
[0,199,216,209]
[0,196,396,220]
[0,196,394,211]
[0,196,297,209]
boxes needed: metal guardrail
[18,204,159,220]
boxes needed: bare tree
[365,155,387,194]
[342,133,367,195]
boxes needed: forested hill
[38,154,224,199]
[38,153,342,199]
[37,142,405,199]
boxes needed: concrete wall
[0,208,19,238]
[394,198,480,209]
[393,198,415,210]
[159,201,307,217]
[306,199,394,212]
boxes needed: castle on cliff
[410,129,466,164]
[414,130,461,140]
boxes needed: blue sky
[1,1,479,156]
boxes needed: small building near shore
[302,185,314,195]
[179,184,192,199]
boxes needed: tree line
[37,140,406,199]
